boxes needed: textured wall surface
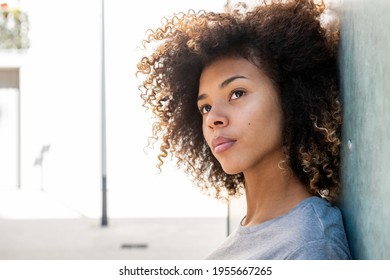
[338,0,390,259]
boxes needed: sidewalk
[0,190,227,260]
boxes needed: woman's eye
[231,90,245,100]
[199,104,212,114]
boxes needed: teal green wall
[338,0,390,259]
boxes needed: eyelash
[198,89,246,115]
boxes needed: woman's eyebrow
[220,75,248,88]
[197,75,248,102]
[197,93,207,102]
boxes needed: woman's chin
[221,165,242,175]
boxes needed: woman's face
[197,57,284,175]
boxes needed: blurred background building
[0,0,234,260]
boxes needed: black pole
[227,200,230,236]
[17,76,21,190]
[101,0,108,226]
[102,176,107,226]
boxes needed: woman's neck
[242,152,311,227]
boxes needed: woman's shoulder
[283,196,351,259]
[297,196,344,226]
[286,196,345,236]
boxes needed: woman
[136,0,351,259]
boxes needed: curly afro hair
[136,0,342,203]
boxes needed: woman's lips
[212,136,236,154]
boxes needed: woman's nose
[206,105,228,129]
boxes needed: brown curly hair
[136,0,342,203]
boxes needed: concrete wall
[338,0,390,259]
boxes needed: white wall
[17,0,227,218]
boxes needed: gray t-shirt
[206,196,351,260]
